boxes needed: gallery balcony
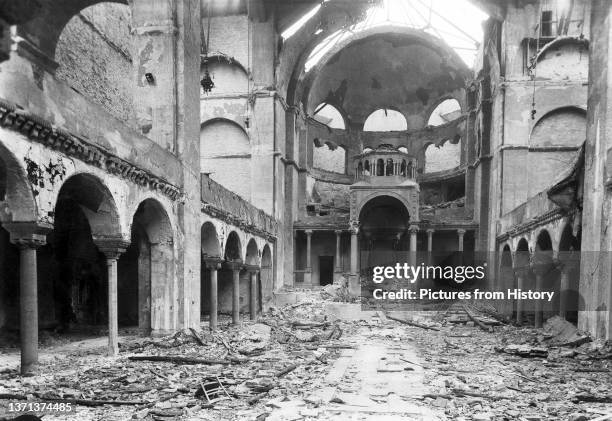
[352,145,418,185]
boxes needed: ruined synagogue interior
[0,0,611,419]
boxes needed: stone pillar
[304,229,313,286]
[334,230,343,274]
[514,267,527,325]
[426,229,434,252]
[225,260,243,325]
[348,220,360,296]
[247,265,260,320]
[203,258,222,331]
[534,269,544,328]
[578,0,612,338]
[95,238,130,356]
[558,262,571,319]
[457,229,466,252]
[426,228,434,265]
[409,225,419,267]
[4,222,51,375]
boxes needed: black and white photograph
[0,0,610,419]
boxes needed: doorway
[319,256,334,286]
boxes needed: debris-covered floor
[0,295,611,420]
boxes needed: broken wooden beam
[385,314,440,331]
[128,355,233,365]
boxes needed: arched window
[428,99,462,126]
[364,109,407,132]
[364,160,371,175]
[55,3,133,126]
[400,160,407,177]
[313,103,346,129]
[376,159,384,176]
[386,159,394,176]
[357,161,363,175]
[200,119,251,200]
[531,107,586,147]
[313,141,346,173]
[203,59,249,96]
[424,140,461,173]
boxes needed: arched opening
[428,99,462,126]
[376,158,384,176]
[558,223,581,324]
[245,239,260,317]
[363,109,407,132]
[118,199,174,334]
[200,222,221,322]
[424,140,461,173]
[38,174,121,338]
[515,238,530,323]
[260,245,273,311]
[359,195,410,279]
[312,103,346,129]
[54,2,133,127]
[534,230,557,324]
[219,232,243,316]
[0,143,39,339]
[200,119,251,201]
[202,59,249,96]
[528,107,586,197]
[385,159,394,176]
[313,141,346,174]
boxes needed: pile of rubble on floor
[0,297,360,421]
[0,297,610,420]
[407,305,612,421]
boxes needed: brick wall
[55,3,134,128]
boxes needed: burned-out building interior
[0,0,611,408]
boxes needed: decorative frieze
[0,98,182,201]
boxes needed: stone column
[409,225,419,267]
[334,230,343,274]
[4,222,51,375]
[203,258,222,331]
[514,267,527,325]
[457,229,466,252]
[348,220,360,296]
[558,262,571,319]
[304,230,313,286]
[305,230,313,270]
[225,260,243,325]
[95,238,130,357]
[426,228,434,265]
[426,229,434,252]
[246,265,260,320]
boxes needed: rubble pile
[0,299,360,421]
[410,308,612,421]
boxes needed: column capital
[334,229,343,235]
[224,259,244,271]
[3,221,52,249]
[457,229,467,236]
[244,263,260,273]
[409,224,419,233]
[426,228,435,235]
[203,256,224,269]
[349,219,360,235]
[304,229,314,236]
[94,237,130,260]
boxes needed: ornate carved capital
[3,221,52,249]
[349,219,360,235]
[203,256,223,270]
[224,259,244,271]
[457,229,467,236]
[244,264,260,273]
[94,237,131,260]
[409,224,419,234]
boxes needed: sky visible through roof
[282,0,489,69]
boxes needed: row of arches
[497,224,582,326]
[312,99,462,132]
[355,158,416,179]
